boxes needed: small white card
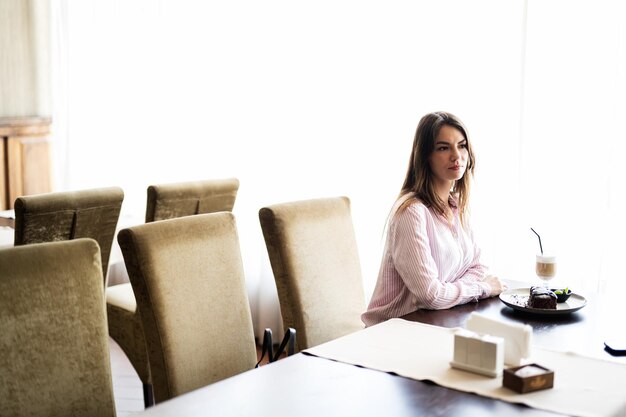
[466,312,533,366]
[450,329,504,377]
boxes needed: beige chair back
[259,196,366,350]
[0,239,115,417]
[145,178,239,223]
[13,187,124,285]
[118,212,257,403]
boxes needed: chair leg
[143,383,154,408]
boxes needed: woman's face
[428,125,468,188]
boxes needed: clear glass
[535,254,557,288]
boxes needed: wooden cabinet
[0,117,52,210]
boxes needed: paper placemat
[304,319,626,417]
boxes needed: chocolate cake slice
[528,286,557,309]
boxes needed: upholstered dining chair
[259,196,366,350]
[106,177,240,407]
[0,239,116,417]
[13,186,124,286]
[145,177,239,222]
[117,212,257,403]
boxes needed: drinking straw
[530,228,543,255]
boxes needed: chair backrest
[13,187,124,285]
[0,239,116,417]
[259,196,366,350]
[118,212,257,403]
[145,178,239,223]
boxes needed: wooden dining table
[403,281,625,364]
[130,281,624,417]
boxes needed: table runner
[304,319,626,417]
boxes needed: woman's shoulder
[392,197,429,222]
[387,198,434,238]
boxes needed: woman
[362,111,505,327]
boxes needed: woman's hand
[484,275,507,297]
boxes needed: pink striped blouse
[361,199,492,327]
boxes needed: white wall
[50,0,626,334]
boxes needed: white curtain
[50,0,626,339]
[0,0,51,117]
[519,0,626,295]
[476,0,626,295]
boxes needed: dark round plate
[499,288,587,315]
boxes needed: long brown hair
[395,111,475,226]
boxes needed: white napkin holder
[465,312,533,366]
[450,329,504,377]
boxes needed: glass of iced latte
[536,254,556,287]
